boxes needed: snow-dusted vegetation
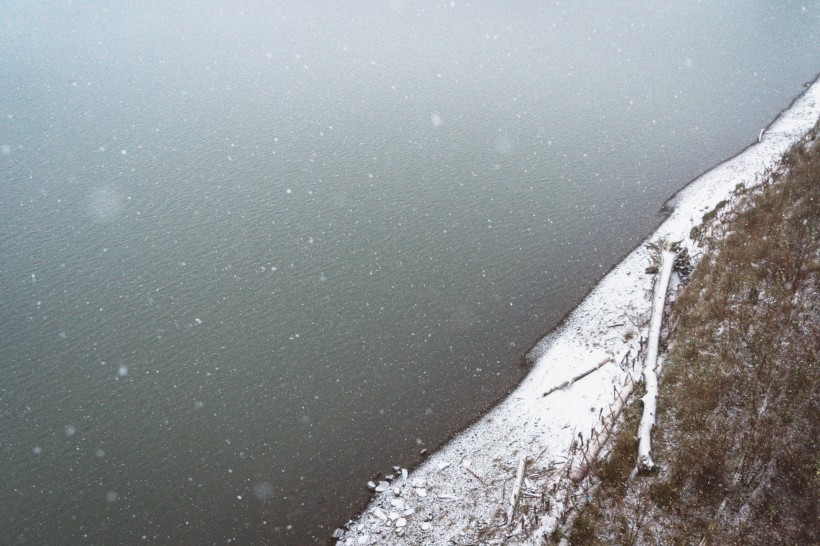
[564,120,820,545]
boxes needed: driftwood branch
[507,456,529,523]
[543,358,612,397]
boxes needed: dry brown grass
[559,123,820,545]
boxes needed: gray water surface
[1,1,818,543]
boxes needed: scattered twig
[461,458,487,485]
[530,444,551,466]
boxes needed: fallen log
[636,248,676,473]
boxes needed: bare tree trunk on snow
[636,249,675,473]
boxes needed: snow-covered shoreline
[338,76,820,545]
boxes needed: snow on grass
[337,77,820,545]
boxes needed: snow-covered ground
[337,76,820,545]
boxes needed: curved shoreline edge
[339,76,820,545]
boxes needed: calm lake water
[1,1,818,543]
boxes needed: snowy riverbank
[336,76,820,545]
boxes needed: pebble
[395,518,407,528]
[389,498,405,509]
[436,462,451,471]
[421,522,432,531]
[415,488,427,497]
[375,481,389,492]
[357,535,369,544]
[402,508,415,516]
[367,481,376,490]
[332,528,345,539]
[388,512,400,521]
[373,508,387,521]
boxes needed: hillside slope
[564,122,820,545]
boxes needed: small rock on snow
[373,508,387,521]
